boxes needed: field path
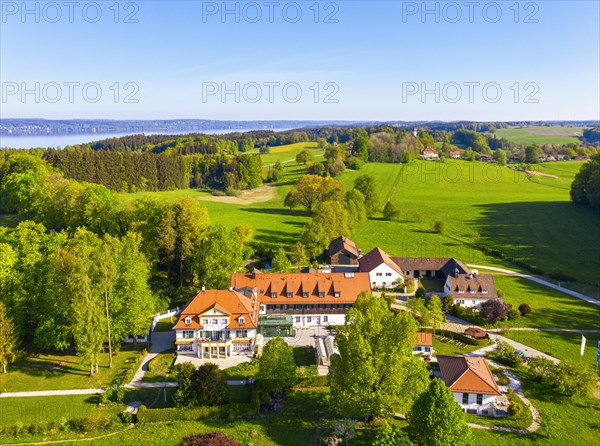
[467,264,600,307]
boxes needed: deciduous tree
[0,301,18,373]
[257,337,297,393]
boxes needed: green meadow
[119,159,599,291]
[492,126,585,145]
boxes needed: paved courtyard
[174,352,253,369]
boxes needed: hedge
[421,328,491,346]
[293,375,328,388]
[137,402,258,424]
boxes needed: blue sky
[1,1,599,120]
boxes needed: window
[238,316,245,325]
[221,318,227,324]
[267,304,276,310]
[425,347,431,353]
[271,292,277,298]
[323,316,328,322]
[414,346,422,352]
[385,272,392,276]
[212,319,218,324]
[307,317,312,323]
[236,330,248,338]
[334,292,340,298]
[182,330,194,339]
[318,292,325,298]
[286,292,292,298]
[317,304,326,309]
[281,304,288,310]
[302,292,309,298]
[462,393,469,405]
[476,394,483,405]
[376,272,383,277]
[259,305,265,312]
[203,319,209,325]
[178,344,193,351]
[295,317,301,323]
[184,316,191,325]
[305,304,313,309]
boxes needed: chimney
[201,285,206,291]
[229,286,233,291]
[454,267,459,278]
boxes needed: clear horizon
[2,1,599,121]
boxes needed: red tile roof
[173,290,259,330]
[231,272,371,304]
[359,247,404,275]
[328,236,359,258]
[447,273,497,299]
[437,356,501,395]
[415,332,433,347]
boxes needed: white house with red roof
[413,332,433,356]
[172,289,259,359]
[358,247,404,289]
[420,148,439,160]
[437,355,502,416]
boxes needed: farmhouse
[328,236,360,266]
[420,148,439,160]
[437,355,501,416]
[478,154,493,162]
[391,257,471,280]
[231,271,371,327]
[450,150,461,159]
[358,247,404,289]
[173,289,259,358]
[413,332,433,356]
[444,272,497,308]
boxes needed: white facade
[452,392,497,416]
[444,278,489,308]
[175,327,256,356]
[412,345,433,356]
[368,263,403,289]
[290,313,346,327]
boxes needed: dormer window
[334,292,340,298]
[271,292,277,298]
[318,292,325,298]
[184,316,191,325]
[238,316,245,325]
[286,292,292,298]
[302,292,309,298]
[458,289,464,294]
[482,290,488,294]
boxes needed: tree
[291,242,308,265]
[192,363,228,405]
[257,337,297,393]
[301,201,350,258]
[373,420,407,446]
[550,361,597,396]
[173,362,197,407]
[383,201,400,221]
[177,432,240,446]
[493,149,507,165]
[525,145,540,164]
[408,297,431,327]
[272,247,291,272]
[329,292,429,419]
[353,175,380,215]
[408,378,472,446]
[344,189,367,229]
[427,295,444,335]
[195,225,245,289]
[442,295,454,312]
[0,302,18,373]
[518,303,532,316]
[432,220,445,234]
[570,156,600,209]
[480,299,508,324]
[284,175,344,213]
[296,149,315,165]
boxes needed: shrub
[118,412,133,424]
[345,156,364,170]
[518,303,532,316]
[415,287,426,299]
[491,341,524,367]
[383,202,400,221]
[480,299,508,324]
[432,220,445,233]
[99,391,110,404]
[177,432,240,446]
[507,309,520,320]
[114,388,125,403]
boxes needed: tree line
[571,155,600,209]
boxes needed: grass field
[492,126,586,145]
[432,338,481,356]
[248,142,324,166]
[504,330,600,374]
[0,345,145,392]
[492,275,600,330]
[142,352,176,383]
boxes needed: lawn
[0,345,146,392]
[142,352,176,383]
[153,318,176,332]
[492,275,600,330]
[492,126,585,145]
[432,338,482,357]
[248,142,324,166]
[222,347,317,381]
[503,330,600,375]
